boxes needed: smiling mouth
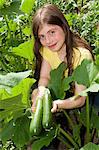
[48,43,57,48]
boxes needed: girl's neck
[57,43,67,63]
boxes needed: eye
[50,30,55,35]
[39,35,45,41]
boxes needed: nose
[45,35,51,45]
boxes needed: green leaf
[0,70,32,93]
[1,116,31,147]
[62,76,73,92]
[95,55,99,65]
[0,120,14,143]
[0,78,35,120]
[80,142,99,150]
[22,26,31,36]
[72,60,90,87]
[80,83,99,96]
[0,94,26,120]
[8,20,17,32]
[20,0,35,14]
[12,78,35,105]
[12,116,30,148]
[73,125,81,147]
[48,62,68,99]
[32,129,55,150]
[0,94,23,109]
[72,59,99,94]
[0,0,6,8]
[12,40,34,62]
[0,0,22,16]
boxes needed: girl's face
[38,24,66,52]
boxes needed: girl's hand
[51,99,63,113]
[31,88,39,112]
[31,86,46,112]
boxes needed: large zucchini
[30,87,53,136]
[30,96,43,136]
[42,88,52,129]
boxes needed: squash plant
[47,59,99,149]
[0,59,99,149]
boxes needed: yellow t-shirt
[40,47,93,76]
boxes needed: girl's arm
[31,59,51,111]
[51,82,86,113]
[38,58,51,87]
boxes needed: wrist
[69,95,79,101]
[55,99,63,109]
[38,86,46,97]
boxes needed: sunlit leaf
[12,40,34,62]
[22,26,31,36]
[12,78,35,105]
[0,0,6,8]
[80,83,99,96]
[95,55,99,65]
[20,0,35,14]
[0,70,32,93]
[0,78,35,120]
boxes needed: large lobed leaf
[0,76,35,147]
[1,116,31,148]
[0,78,35,120]
[72,59,99,87]
[0,70,32,93]
[72,59,99,96]
[12,40,34,62]
[32,128,56,150]
[48,59,99,99]
[48,62,68,99]
[12,116,31,148]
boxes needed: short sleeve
[73,47,93,69]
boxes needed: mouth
[48,43,57,49]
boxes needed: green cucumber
[30,96,43,136]
[42,89,52,129]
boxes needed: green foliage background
[0,0,99,74]
[0,0,99,149]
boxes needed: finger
[31,105,36,112]
[51,103,58,113]
[31,89,38,100]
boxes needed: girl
[31,4,93,113]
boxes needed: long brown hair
[32,4,93,80]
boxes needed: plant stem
[4,15,11,39]
[86,95,90,143]
[63,110,74,128]
[57,136,72,149]
[59,127,79,149]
